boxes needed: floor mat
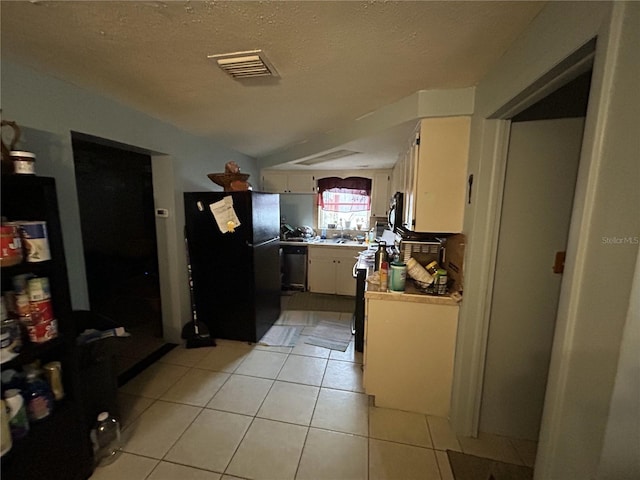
[446,450,533,480]
[258,325,304,347]
[305,320,353,351]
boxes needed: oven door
[353,262,367,352]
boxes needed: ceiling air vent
[297,150,361,166]
[208,50,278,79]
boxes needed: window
[317,177,372,230]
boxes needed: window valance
[317,176,372,212]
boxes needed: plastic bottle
[379,261,389,292]
[368,228,376,244]
[24,369,54,422]
[90,411,122,466]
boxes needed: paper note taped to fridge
[209,196,241,233]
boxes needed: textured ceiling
[1,1,545,169]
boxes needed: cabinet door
[287,173,316,193]
[365,299,459,417]
[414,117,470,233]
[335,256,357,296]
[391,157,404,199]
[262,172,288,193]
[371,173,390,217]
[404,138,419,230]
[307,255,335,294]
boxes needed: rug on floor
[258,325,303,347]
[305,320,352,351]
[285,292,355,313]
[446,450,533,480]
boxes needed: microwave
[388,192,404,232]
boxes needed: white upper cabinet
[370,172,390,217]
[261,172,317,193]
[399,117,470,233]
[287,173,317,193]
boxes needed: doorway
[479,72,591,441]
[72,137,168,383]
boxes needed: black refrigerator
[184,191,281,343]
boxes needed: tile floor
[90,309,536,480]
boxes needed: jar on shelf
[425,260,440,276]
[10,151,36,175]
[434,269,448,296]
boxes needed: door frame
[449,41,596,437]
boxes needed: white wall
[279,194,316,228]
[0,61,257,343]
[597,249,640,480]
[452,1,640,478]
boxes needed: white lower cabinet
[308,246,363,296]
[364,297,459,417]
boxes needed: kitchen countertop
[280,238,371,249]
[365,285,460,306]
[359,251,461,306]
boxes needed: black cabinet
[1,176,93,480]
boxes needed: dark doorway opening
[72,137,169,384]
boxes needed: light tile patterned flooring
[91,309,536,480]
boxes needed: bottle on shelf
[24,368,54,422]
[43,361,65,401]
[90,411,122,467]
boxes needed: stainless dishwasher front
[282,245,308,291]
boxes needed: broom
[181,228,216,349]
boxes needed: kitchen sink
[307,237,365,246]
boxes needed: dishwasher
[281,245,308,291]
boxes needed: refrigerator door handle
[247,236,280,248]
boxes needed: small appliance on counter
[281,224,315,242]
